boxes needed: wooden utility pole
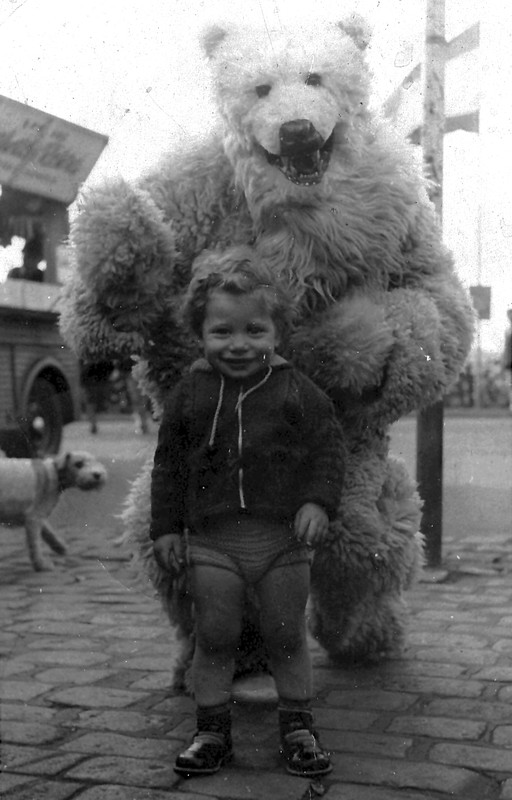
[416,0,446,568]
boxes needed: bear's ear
[338,14,372,51]
[201,24,228,59]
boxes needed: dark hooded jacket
[149,356,346,540]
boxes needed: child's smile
[201,289,279,380]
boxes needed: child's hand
[153,533,185,574]
[294,503,329,548]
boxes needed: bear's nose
[279,119,324,156]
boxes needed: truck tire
[26,377,63,456]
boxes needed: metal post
[416,0,446,567]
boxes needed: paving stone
[130,672,175,691]
[491,728,512,753]
[34,667,114,684]
[65,708,170,734]
[100,625,165,640]
[332,753,487,795]
[76,786,207,800]
[24,636,97,650]
[324,730,413,758]
[111,655,174,671]
[47,686,145,708]
[12,649,110,667]
[181,768,306,799]
[0,680,53,701]
[498,685,512,703]
[1,779,83,799]
[65,755,177,789]
[378,659,465,678]
[327,785,440,800]
[2,744,63,769]
[9,620,96,636]
[411,647,499,665]
[380,675,484,698]
[474,666,512,681]
[12,751,86,776]
[408,631,488,649]
[325,690,418,711]
[493,639,512,654]
[107,640,176,656]
[1,720,63,746]
[1,659,35,677]
[387,716,487,740]
[0,773,35,793]
[314,707,380,731]
[0,702,58,723]
[62,731,173,760]
[430,742,512,773]
[423,697,512,723]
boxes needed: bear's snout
[279,119,325,156]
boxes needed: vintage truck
[0,278,81,457]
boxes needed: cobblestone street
[1,414,512,800]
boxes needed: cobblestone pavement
[1,415,512,800]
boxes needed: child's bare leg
[256,561,312,701]
[257,561,332,776]
[190,564,245,707]
[174,563,244,776]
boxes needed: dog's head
[54,451,107,491]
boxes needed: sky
[0,0,509,353]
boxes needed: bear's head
[202,15,372,209]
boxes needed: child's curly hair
[183,245,296,342]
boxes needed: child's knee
[263,619,306,658]
[196,615,241,653]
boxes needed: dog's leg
[41,521,67,555]
[25,518,53,571]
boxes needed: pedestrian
[503,307,512,413]
[149,245,346,778]
[79,359,114,434]
[115,356,150,434]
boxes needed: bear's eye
[255,84,271,98]
[305,72,322,87]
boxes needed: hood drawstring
[208,374,225,448]
[208,366,273,512]
[235,366,273,510]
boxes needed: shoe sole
[174,751,233,777]
[285,762,333,777]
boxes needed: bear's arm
[61,135,238,359]
[290,202,474,427]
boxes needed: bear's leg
[308,455,423,663]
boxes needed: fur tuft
[338,13,372,51]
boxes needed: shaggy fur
[0,451,107,571]
[61,15,474,690]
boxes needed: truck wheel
[26,377,63,456]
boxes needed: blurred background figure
[115,357,151,435]
[7,232,45,282]
[79,359,114,434]
[502,308,512,413]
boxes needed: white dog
[0,451,107,571]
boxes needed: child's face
[201,289,279,380]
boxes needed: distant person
[150,246,345,777]
[79,359,114,434]
[7,234,45,282]
[115,357,150,434]
[503,308,512,413]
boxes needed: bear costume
[61,15,474,692]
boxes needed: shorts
[187,514,310,586]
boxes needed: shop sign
[0,94,108,205]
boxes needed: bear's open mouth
[265,133,333,186]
